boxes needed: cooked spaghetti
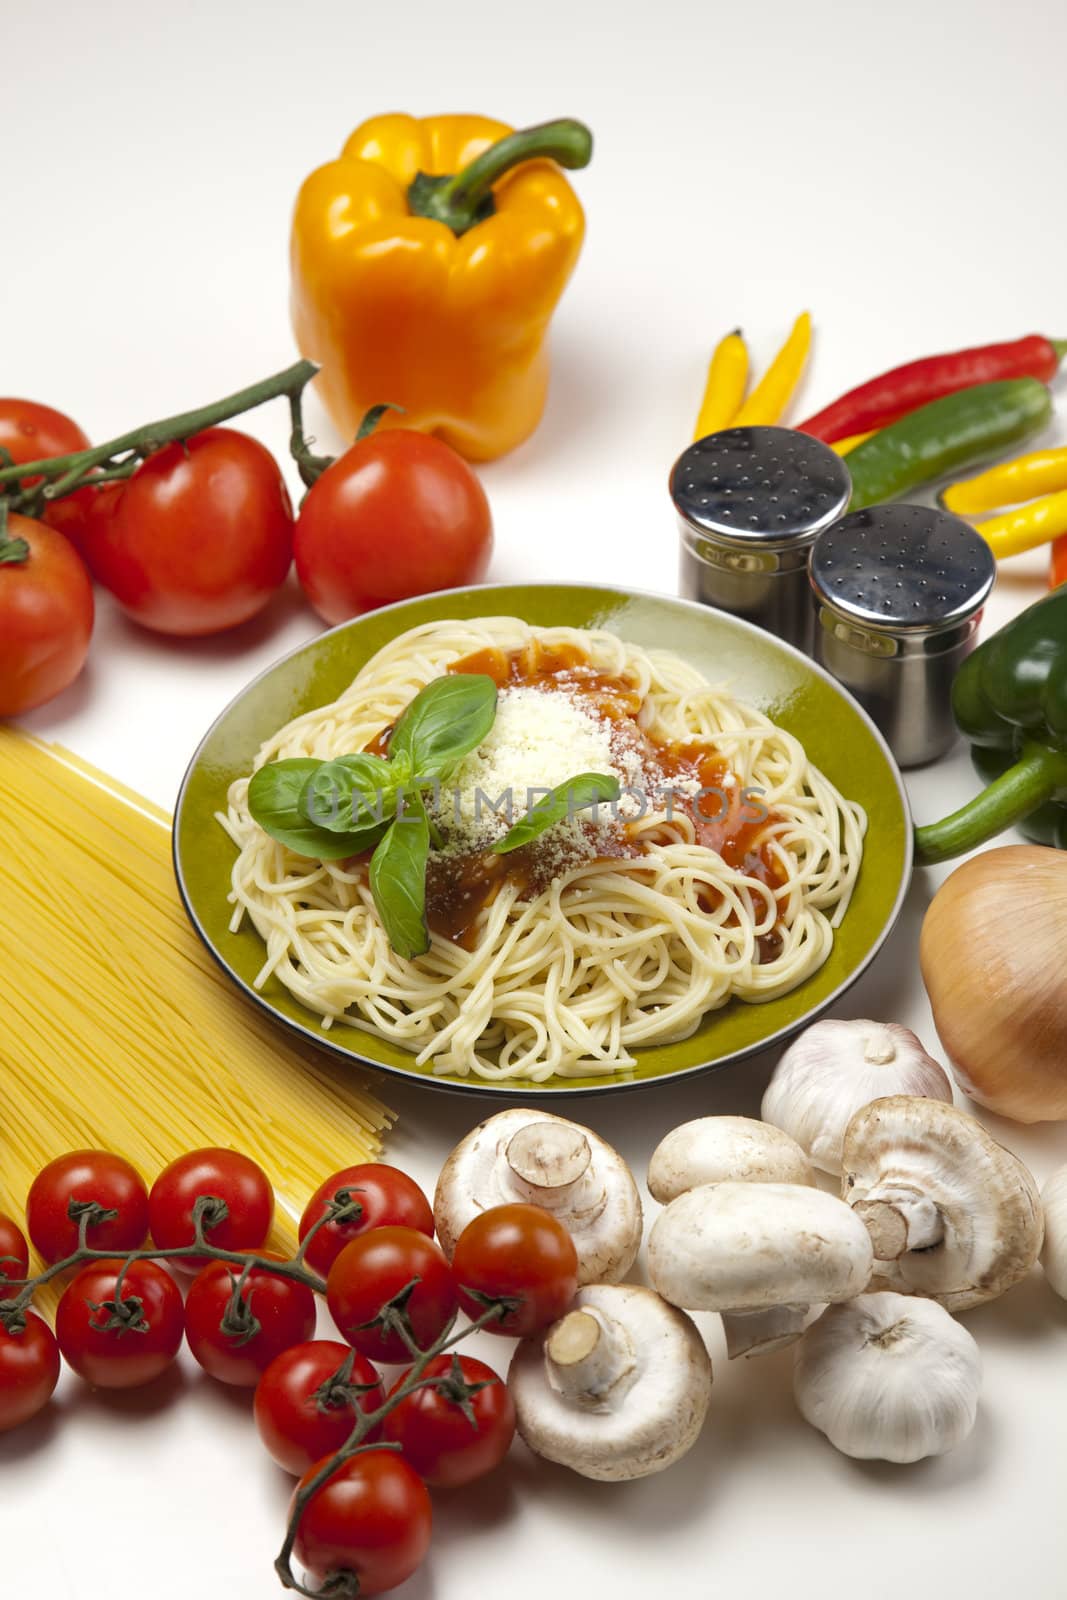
[222,618,865,1082]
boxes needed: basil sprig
[247,674,498,959]
[492,772,621,854]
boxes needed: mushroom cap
[1041,1165,1067,1302]
[841,1096,1044,1311]
[794,1291,982,1463]
[648,1182,873,1313]
[508,1283,712,1481]
[433,1108,642,1285]
[648,1116,813,1202]
[761,1019,953,1175]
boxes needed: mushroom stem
[853,1188,944,1259]
[722,1304,810,1359]
[506,1122,593,1209]
[545,1308,637,1410]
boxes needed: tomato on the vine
[299,1164,434,1279]
[26,1150,149,1265]
[326,1227,457,1364]
[83,426,294,636]
[0,514,94,717]
[294,428,493,624]
[0,1216,30,1293]
[293,1449,432,1598]
[185,1257,317,1387]
[148,1147,274,1273]
[254,1339,384,1476]
[0,1312,61,1432]
[55,1259,184,1389]
[382,1353,515,1487]
[0,399,98,551]
[451,1203,578,1337]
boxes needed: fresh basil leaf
[369,810,431,960]
[248,760,386,860]
[491,772,621,855]
[299,754,396,834]
[388,674,498,780]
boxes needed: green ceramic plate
[174,584,911,1097]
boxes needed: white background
[4,0,1067,1595]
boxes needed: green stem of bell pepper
[914,741,1067,864]
[407,119,593,236]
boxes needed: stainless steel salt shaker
[809,504,996,768]
[671,426,852,653]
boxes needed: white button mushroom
[648,1182,873,1358]
[794,1292,982,1463]
[840,1096,1044,1312]
[433,1109,642,1285]
[761,1019,953,1176]
[648,1115,814,1202]
[1039,1164,1067,1301]
[508,1283,712,1480]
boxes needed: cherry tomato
[185,1257,317,1387]
[299,1165,434,1279]
[254,1339,384,1476]
[326,1228,457,1364]
[0,1312,61,1432]
[294,429,492,624]
[83,427,293,636]
[0,398,99,552]
[0,1216,30,1294]
[26,1151,149,1265]
[148,1148,274,1273]
[0,514,93,717]
[382,1353,515,1487]
[56,1259,184,1389]
[451,1204,578,1337]
[293,1449,431,1598]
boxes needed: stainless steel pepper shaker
[671,426,852,654]
[809,504,996,768]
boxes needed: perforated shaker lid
[670,426,853,550]
[810,504,996,632]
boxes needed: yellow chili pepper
[290,114,591,462]
[976,490,1067,559]
[732,312,812,427]
[942,446,1067,515]
[693,329,748,440]
[833,430,876,456]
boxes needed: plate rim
[172,580,914,1099]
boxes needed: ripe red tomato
[0,398,98,552]
[0,1216,30,1294]
[326,1228,457,1364]
[185,1257,317,1387]
[0,1312,61,1432]
[254,1339,384,1476]
[26,1151,149,1265]
[382,1354,515,1487]
[299,1165,434,1279]
[293,1449,431,1598]
[0,514,93,717]
[56,1259,184,1389]
[451,1204,578,1337]
[294,430,492,624]
[148,1148,274,1273]
[83,427,293,636]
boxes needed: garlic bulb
[1041,1165,1067,1301]
[761,1019,952,1175]
[794,1292,981,1463]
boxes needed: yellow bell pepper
[693,329,749,440]
[942,446,1067,515]
[976,490,1067,560]
[733,312,812,427]
[290,113,591,462]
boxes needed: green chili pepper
[847,379,1052,509]
[914,587,1067,863]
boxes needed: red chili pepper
[1051,535,1067,590]
[798,335,1067,443]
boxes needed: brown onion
[920,845,1067,1123]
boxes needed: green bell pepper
[915,587,1067,863]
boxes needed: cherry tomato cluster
[0,1145,579,1597]
[0,383,493,718]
